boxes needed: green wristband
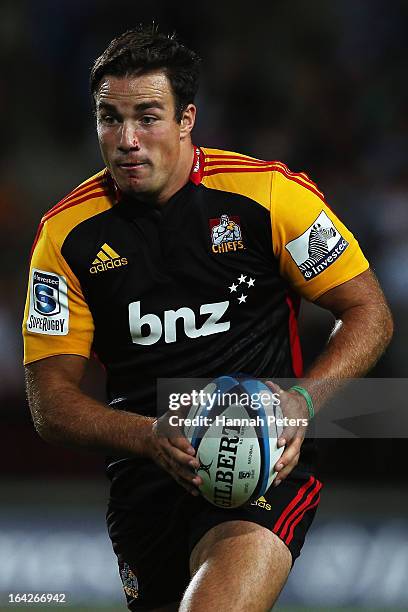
[290,385,314,420]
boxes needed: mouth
[118,161,148,171]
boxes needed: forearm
[299,300,393,414]
[26,368,153,457]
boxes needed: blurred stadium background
[1,0,407,610]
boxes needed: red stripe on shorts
[280,480,322,541]
[285,494,321,546]
[272,476,315,535]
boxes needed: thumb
[265,380,282,394]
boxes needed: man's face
[95,71,190,201]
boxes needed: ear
[180,104,196,140]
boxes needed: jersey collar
[106,144,204,203]
[189,145,204,185]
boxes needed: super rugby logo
[129,300,230,345]
[210,214,245,254]
[27,269,69,336]
[33,271,60,316]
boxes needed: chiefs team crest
[119,561,139,599]
[209,214,245,254]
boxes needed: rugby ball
[184,375,284,509]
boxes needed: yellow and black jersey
[23,147,368,416]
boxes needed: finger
[171,471,201,496]
[159,402,193,438]
[161,439,197,474]
[274,436,302,471]
[154,435,201,495]
[174,469,202,492]
[265,381,287,446]
[160,446,202,490]
[168,434,196,456]
[170,469,200,495]
[159,413,195,455]
[164,405,196,455]
[166,441,200,470]
[178,398,193,419]
[265,380,282,394]
[274,453,300,485]
[278,423,297,448]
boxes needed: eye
[100,114,118,125]
[141,116,158,125]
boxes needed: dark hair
[90,25,201,122]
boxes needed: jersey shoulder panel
[270,165,369,300]
[200,148,320,214]
[23,171,110,365]
[270,162,326,208]
[201,147,266,162]
[31,169,114,257]
[200,147,272,211]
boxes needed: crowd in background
[1,0,407,477]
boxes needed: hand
[266,381,310,486]
[145,409,203,496]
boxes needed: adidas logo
[90,243,128,274]
[250,496,271,511]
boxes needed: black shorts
[107,459,322,611]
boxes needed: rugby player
[23,26,393,611]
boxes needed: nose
[118,122,140,152]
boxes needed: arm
[302,267,393,407]
[271,268,393,483]
[212,226,231,244]
[25,355,201,495]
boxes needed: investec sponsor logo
[90,243,128,274]
[27,269,69,336]
[285,210,349,280]
[128,300,230,345]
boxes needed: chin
[122,181,157,201]
[119,177,147,194]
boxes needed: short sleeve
[271,170,369,301]
[23,220,94,364]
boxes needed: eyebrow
[97,100,165,112]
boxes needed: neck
[155,140,195,206]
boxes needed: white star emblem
[238,294,247,304]
[247,277,255,287]
[238,274,247,284]
[229,283,238,293]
